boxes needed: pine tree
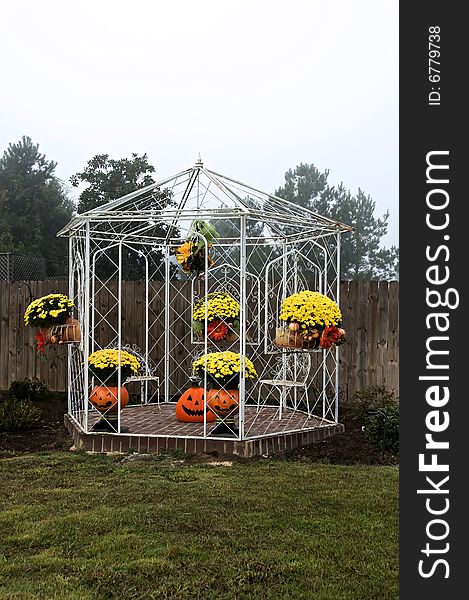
[0,136,73,276]
[275,163,398,280]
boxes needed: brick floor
[65,404,344,458]
[86,404,333,436]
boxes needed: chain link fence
[0,254,46,281]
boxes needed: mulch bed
[0,393,72,453]
[282,420,398,465]
[0,393,398,465]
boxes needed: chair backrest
[108,343,157,377]
[272,352,312,384]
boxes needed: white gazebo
[58,159,352,454]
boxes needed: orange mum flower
[176,241,193,265]
[207,319,228,341]
[320,325,345,349]
[34,329,47,353]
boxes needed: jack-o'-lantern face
[89,385,129,414]
[206,389,240,417]
[175,387,216,423]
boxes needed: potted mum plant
[192,292,240,342]
[24,293,80,352]
[276,290,346,350]
[192,351,257,436]
[88,348,141,432]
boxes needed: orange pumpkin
[206,388,239,418]
[176,386,216,422]
[90,385,129,414]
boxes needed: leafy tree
[275,163,399,280]
[71,153,176,280]
[71,153,157,213]
[0,136,74,276]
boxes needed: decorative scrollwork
[109,342,158,376]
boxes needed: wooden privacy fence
[0,280,399,399]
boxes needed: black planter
[206,373,240,390]
[91,415,129,433]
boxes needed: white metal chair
[110,343,160,405]
[257,352,312,419]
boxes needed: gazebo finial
[195,153,203,168]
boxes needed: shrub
[364,403,399,454]
[0,397,44,432]
[9,378,49,403]
[342,386,397,423]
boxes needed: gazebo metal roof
[58,160,353,241]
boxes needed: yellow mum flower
[193,292,240,322]
[88,349,141,375]
[192,351,257,380]
[24,293,74,327]
[279,291,342,327]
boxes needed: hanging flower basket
[175,220,220,275]
[47,318,81,344]
[192,292,240,342]
[275,291,346,350]
[24,293,80,352]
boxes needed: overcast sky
[1,0,398,246]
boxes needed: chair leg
[303,385,310,416]
[278,385,285,420]
[257,383,264,413]
[155,378,160,408]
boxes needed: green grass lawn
[0,452,398,600]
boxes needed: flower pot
[47,318,81,344]
[225,329,239,343]
[274,327,322,350]
[194,319,240,343]
[61,318,81,342]
[207,387,240,437]
[277,292,345,350]
[206,373,240,390]
[275,327,304,349]
[302,336,321,350]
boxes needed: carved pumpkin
[206,388,239,418]
[175,386,216,422]
[90,385,129,414]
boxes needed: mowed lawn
[0,452,398,600]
